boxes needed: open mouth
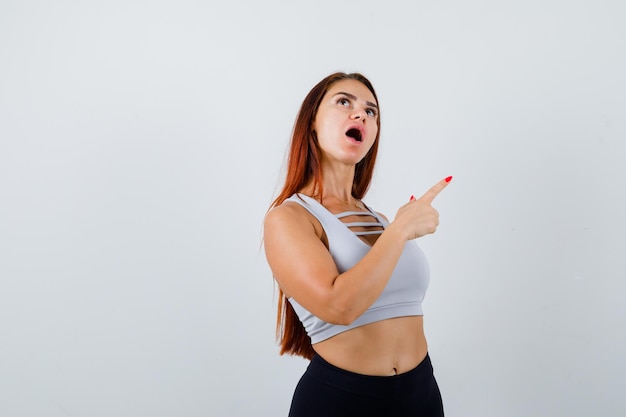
[346,128,362,142]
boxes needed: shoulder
[264,200,321,238]
[266,198,311,223]
[263,200,329,273]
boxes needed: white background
[1,1,624,416]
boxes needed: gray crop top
[285,193,430,344]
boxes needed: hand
[393,176,452,240]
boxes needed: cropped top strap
[335,210,384,236]
[335,211,376,219]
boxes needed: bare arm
[263,177,451,325]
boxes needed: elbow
[307,282,363,325]
[335,315,358,326]
[324,316,352,326]
[322,304,360,326]
[321,279,363,325]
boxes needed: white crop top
[285,194,430,344]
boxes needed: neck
[320,160,356,201]
[298,162,364,210]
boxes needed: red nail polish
[445,176,453,183]
[409,195,415,201]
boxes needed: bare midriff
[311,315,428,376]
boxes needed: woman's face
[313,79,379,166]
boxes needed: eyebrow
[333,92,378,109]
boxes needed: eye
[337,97,351,107]
[366,108,377,117]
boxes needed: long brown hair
[269,72,381,359]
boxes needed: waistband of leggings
[307,352,434,397]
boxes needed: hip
[289,350,444,417]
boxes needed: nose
[350,108,367,121]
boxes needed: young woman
[264,72,451,416]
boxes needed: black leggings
[288,353,444,417]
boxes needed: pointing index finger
[418,176,453,204]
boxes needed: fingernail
[445,176,453,183]
[409,195,415,201]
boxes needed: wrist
[385,221,410,243]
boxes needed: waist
[312,316,428,376]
